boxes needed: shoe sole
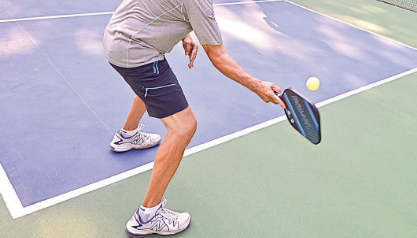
[109,145,133,153]
[124,220,191,237]
[109,141,161,153]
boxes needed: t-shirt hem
[106,54,165,68]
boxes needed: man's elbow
[203,44,225,63]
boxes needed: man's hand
[182,35,198,69]
[253,81,286,108]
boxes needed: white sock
[139,203,161,223]
[120,128,138,137]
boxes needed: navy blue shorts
[111,59,189,119]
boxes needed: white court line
[316,67,417,108]
[0,0,284,24]
[0,162,155,219]
[0,12,114,24]
[1,0,417,219]
[0,163,24,218]
[284,0,417,51]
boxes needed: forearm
[213,54,261,92]
[202,44,285,106]
[203,44,261,92]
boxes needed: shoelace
[137,124,150,139]
[137,123,145,131]
[159,200,179,226]
[139,132,151,140]
[130,124,150,140]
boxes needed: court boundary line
[1,0,417,219]
[0,0,284,24]
[284,0,417,52]
[0,12,114,24]
[316,67,417,108]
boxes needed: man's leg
[124,107,196,237]
[109,95,161,152]
[123,95,147,131]
[142,106,197,207]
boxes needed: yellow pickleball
[306,77,320,91]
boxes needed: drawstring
[153,61,159,74]
[144,83,176,97]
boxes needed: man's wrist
[249,78,262,93]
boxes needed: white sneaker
[125,200,191,238]
[109,124,161,152]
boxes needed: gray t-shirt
[103,0,223,68]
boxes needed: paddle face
[279,88,321,145]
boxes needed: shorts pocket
[143,83,177,97]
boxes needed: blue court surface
[1,0,417,219]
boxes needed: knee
[178,116,197,140]
[188,116,197,136]
[163,107,197,142]
[167,117,196,140]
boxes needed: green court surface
[1,0,417,237]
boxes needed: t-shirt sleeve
[183,0,222,45]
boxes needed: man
[103,0,285,237]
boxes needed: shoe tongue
[121,129,137,137]
[120,129,129,136]
[156,204,163,214]
[139,203,163,223]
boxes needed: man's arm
[202,44,285,107]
